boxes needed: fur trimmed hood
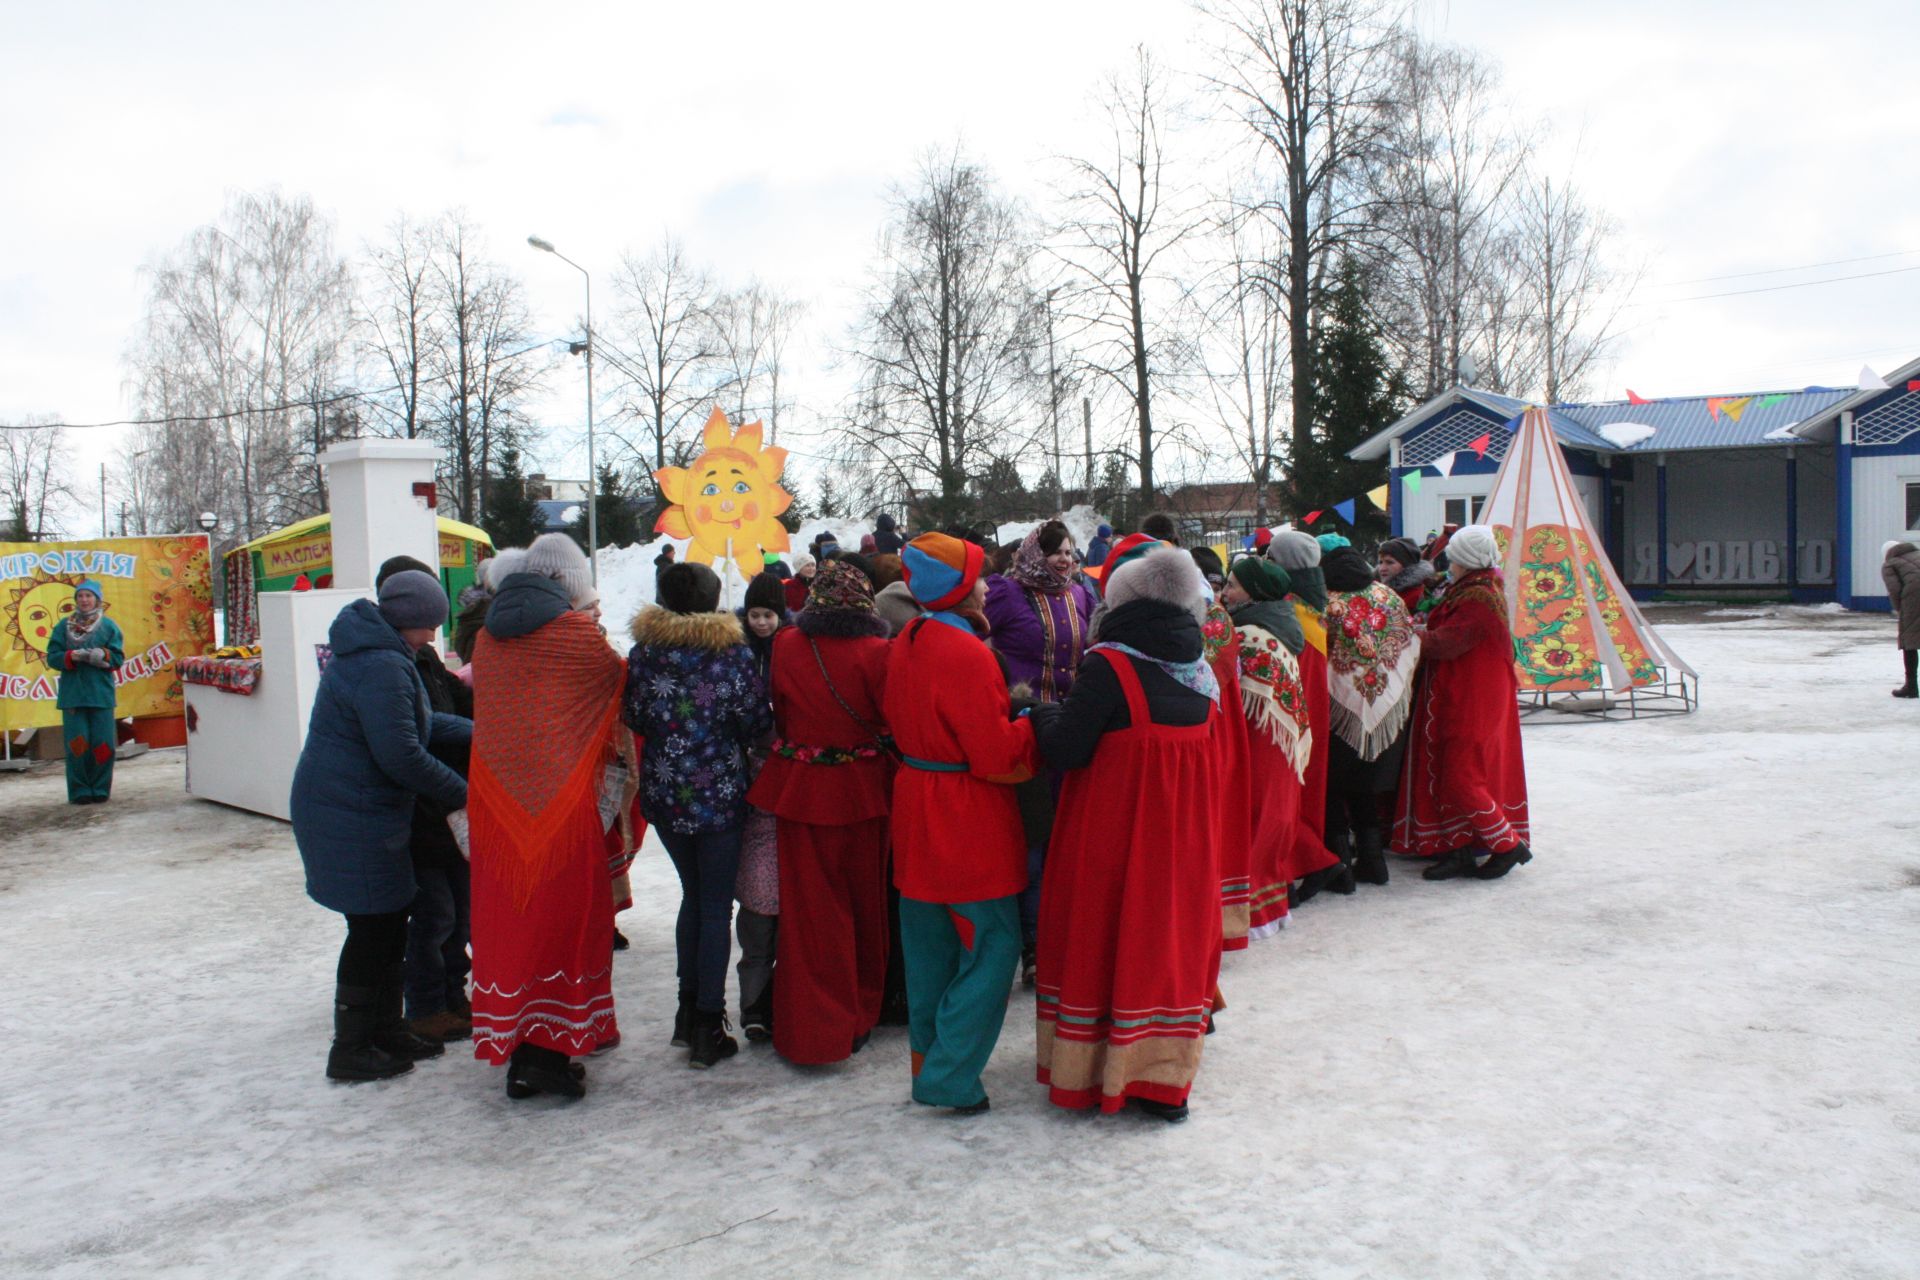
[1386,558,1436,595]
[629,605,746,652]
[1103,545,1210,625]
[794,605,892,639]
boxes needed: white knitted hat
[521,532,596,608]
[1448,525,1499,570]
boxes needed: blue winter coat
[291,598,470,915]
[623,606,771,835]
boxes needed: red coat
[1206,617,1253,950]
[784,577,811,614]
[748,626,892,825]
[1392,569,1529,856]
[884,615,1038,902]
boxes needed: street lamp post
[528,235,596,582]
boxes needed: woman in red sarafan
[1201,599,1253,952]
[1392,525,1533,881]
[467,537,628,1100]
[747,561,894,1065]
[1031,546,1222,1123]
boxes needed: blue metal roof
[1562,387,1854,452]
[535,499,581,531]
[1462,389,1621,453]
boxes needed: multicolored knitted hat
[1088,533,1165,591]
[807,558,877,613]
[901,533,984,611]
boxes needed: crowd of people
[290,511,1535,1121]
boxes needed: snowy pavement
[3,613,1916,1279]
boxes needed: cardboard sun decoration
[653,407,794,583]
[1483,407,1695,695]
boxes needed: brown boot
[409,1010,472,1042]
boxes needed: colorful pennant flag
[1365,484,1390,510]
[1860,366,1889,390]
[1404,472,1424,495]
[1722,396,1753,422]
[1503,413,1523,433]
[1756,393,1788,409]
[1304,509,1322,524]
[1430,453,1455,477]
[1333,498,1356,524]
[1707,396,1727,420]
[1627,389,1651,405]
[1908,380,1920,392]
[1469,433,1491,458]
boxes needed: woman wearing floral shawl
[1320,544,1420,887]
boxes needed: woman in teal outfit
[45,579,124,804]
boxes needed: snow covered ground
[3,612,1917,1278]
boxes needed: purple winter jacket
[984,574,1095,704]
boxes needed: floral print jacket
[623,607,773,835]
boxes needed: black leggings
[1904,650,1917,684]
[337,910,409,988]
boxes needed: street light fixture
[528,234,597,582]
[197,511,217,534]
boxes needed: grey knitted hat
[376,569,449,631]
[1267,530,1324,571]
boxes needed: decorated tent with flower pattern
[1483,407,1696,702]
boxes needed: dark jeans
[404,859,471,1019]
[338,910,409,989]
[659,825,743,1013]
[1904,649,1917,685]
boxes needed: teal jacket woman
[44,578,125,804]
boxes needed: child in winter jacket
[734,571,788,1040]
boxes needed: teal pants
[899,894,1020,1108]
[63,707,115,803]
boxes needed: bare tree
[844,148,1041,528]
[1507,166,1628,402]
[126,189,353,543]
[603,238,724,494]
[1052,46,1198,506]
[1368,34,1528,397]
[1206,0,1400,491]
[0,416,74,540]
[709,282,806,443]
[360,214,442,440]
[1199,205,1289,524]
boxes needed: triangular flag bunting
[1430,453,1455,477]
[1469,434,1491,458]
[1365,484,1390,510]
[1908,380,1920,392]
[1706,396,1727,420]
[1756,393,1788,409]
[1627,389,1652,405]
[1333,498,1356,524]
[1722,396,1753,422]
[1860,366,1889,390]
[1404,472,1423,494]
[1503,413,1523,433]
[1304,509,1322,525]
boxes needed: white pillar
[317,439,444,590]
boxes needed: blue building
[1348,354,1920,610]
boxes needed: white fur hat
[481,547,527,592]
[1448,525,1500,570]
[521,532,597,608]
[1102,544,1210,625]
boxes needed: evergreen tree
[1288,258,1405,540]
[569,462,646,551]
[482,444,543,549]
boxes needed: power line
[1,338,564,431]
[1661,248,1920,287]
[1633,263,1920,306]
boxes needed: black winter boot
[671,990,696,1049]
[1474,843,1534,880]
[688,1008,739,1069]
[374,965,443,1061]
[1421,847,1479,881]
[506,1043,584,1100]
[1326,830,1357,896]
[1895,651,1918,697]
[327,984,413,1082]
[1353,827,1390,885]
[741,981,773,1043]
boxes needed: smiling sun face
[5,574,86,666]
[654,408,793,582]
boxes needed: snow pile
[996,504,1107,553]
[1598,422,1658,449]
[593,517,878,627]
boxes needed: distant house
[1348,355,1920,610]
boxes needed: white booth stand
[185,439,444,819]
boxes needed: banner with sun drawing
[653,408,794,583]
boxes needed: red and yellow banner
[0,535,216,731]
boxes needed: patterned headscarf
[1324,581,1420,761]
[1008,524,1072,596]
[807,558,877,614]
[68,579,105,643]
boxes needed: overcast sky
[4,0,1915,531]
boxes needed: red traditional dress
[1282,605,1339,887]
[1235,608,1314,939]
[468,610,627,1063]
[1203,603,1253,950]
[1036,652,1223,1112]
[747,624,893,1065]
[604,729,646,914]
[1392,568,1530,856]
